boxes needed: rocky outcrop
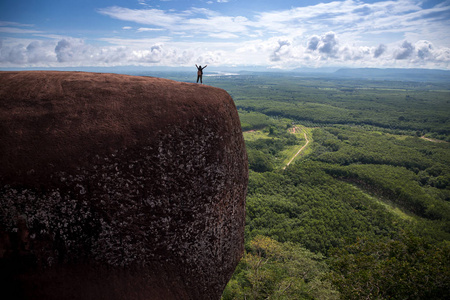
[0,71,248,300]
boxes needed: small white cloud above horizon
[137,27,165,32]
[0,27,42,34]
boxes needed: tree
[222,236,339,300]
[329,233,450,299]
[247,149,274,172]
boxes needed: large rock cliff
[0,71,248,299]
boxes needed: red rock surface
[0,71,248,300]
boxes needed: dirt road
[283,129,310,170]
[420,136,447,143]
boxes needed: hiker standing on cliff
[196,64,207,84]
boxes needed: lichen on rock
[0,71,248,300]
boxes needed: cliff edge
[0,71,248,300]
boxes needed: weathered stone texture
[0,71,248,299]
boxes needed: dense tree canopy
[218,75,450,299]
[329,233,450,300]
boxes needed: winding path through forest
[283,127,310,170]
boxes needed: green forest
[199,74,450,300]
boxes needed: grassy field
[243,124,315,170]
[242,129,272,141]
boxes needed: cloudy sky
[1,0,450,69]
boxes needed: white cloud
[95,0,450,50]
[408,40,450,66]
[1,32,449,69]
[26,40,57,63]
[1,0,450,69]
[341,45,371,61]
[131,44,164,63]
[99,37,172,46]
[253,0,450,47]
[0,43,27,64]
[97,6,183,27]
[1,39,56,65]
[0,21,35,27]
[209,32,239,39]
[0,21,42,36]
[394,41,415,60]
[317,32,339,57]
[307,36,320,51]
[137,27,165,32]
[98,6,252,38]
[0,36,235,67]
[270,39,291,62]
[374,44,387,58]
[0,27,42,34]
[305,32,340,59]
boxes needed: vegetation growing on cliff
[213,75,450,299]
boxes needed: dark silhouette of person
[196,64,207,83]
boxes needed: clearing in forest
[283,125,312,169]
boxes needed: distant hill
[333,68,450,82]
